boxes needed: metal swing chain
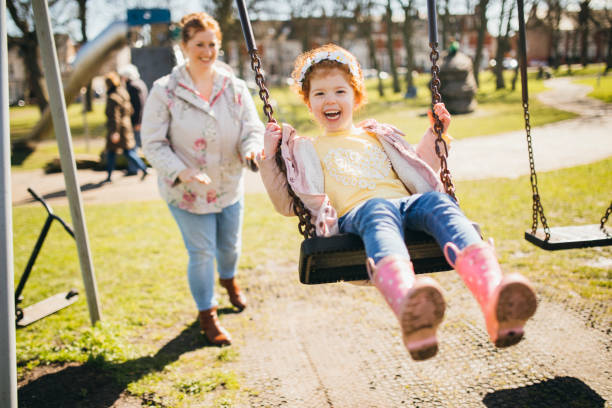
[516,0,550,241]
[522,101,551,240]
[429,42,457,201]
[248,50,316,239]
[601,201,612,235]
[249,51,275,122]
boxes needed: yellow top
[313,126,409,217]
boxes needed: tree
[76,0,94,112]
[6,0,60,112]
[545,0,563,70]
[398,0,417,97]
[385,0,401,92]
[605,6,612,74]
[355,0,385,96]
[439,0,450,50]
[473,0,490,86]
[285,0,323,52]
[578,0,591,66]
[493,0,515,90]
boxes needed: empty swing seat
[525,224,612,251]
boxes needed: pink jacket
[259,119,445,237]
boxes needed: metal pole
[427,0,439,45]
[236,0,257,53]
[32,0,101,325]
[0,0,18,405]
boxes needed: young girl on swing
[259,44,537,361]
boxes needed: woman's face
[182,29,219,71]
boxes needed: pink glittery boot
[444,241,537,348]
[367,255,446,361]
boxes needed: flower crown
[298,50,360,85]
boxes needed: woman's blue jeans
[338,191,481,265]
[106,148,147,178]
[168,199,243,311]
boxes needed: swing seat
[299,231,446,284]
[524,224,612,250]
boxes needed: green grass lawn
[259,69,577,141]
[12,157,611,406]
[9,69,578,173]
[573,75,612,103]
[9,100,107,142]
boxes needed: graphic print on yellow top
[313,126,409,217]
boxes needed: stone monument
[437,46,478,114]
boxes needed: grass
[12,156,611,405]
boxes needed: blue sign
[127,9,171,26]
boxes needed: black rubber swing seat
[299,230,450,284]
[524,224,612,251]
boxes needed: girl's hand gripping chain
[263,122,282,159]
[428,103,453,145]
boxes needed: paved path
[449,77,612,180]
[11,77,611,206]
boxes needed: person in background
[104,71,148,182]
[118,64,148,149]
[140,12,264,346]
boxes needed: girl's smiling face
[182,29,219,71]
[307,68,356,134]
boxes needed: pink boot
[444,241,537,348]
[367,255,446,361]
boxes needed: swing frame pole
[1,0,18,405]
[31,0,101,324]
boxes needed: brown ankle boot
[198,307,231,346]
[219,278,247,310]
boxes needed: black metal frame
[15,188,79,327]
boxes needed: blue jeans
[168,199,243,311]
[338,192,481,265]
[106,148,147,179]
[126,131,142,174]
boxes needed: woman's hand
[245,151,260,172]
[264,122,282,159]
[433,103,451,134]
[110,132,120,144]
[178,168,211,184]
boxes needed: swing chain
[248,49,316,239]
[249,50,275,122]
[429,42,457,201]
[522,101,551,240]
[274,151,316,238]
[601,201,612,235]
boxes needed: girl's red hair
[291,44,367,109]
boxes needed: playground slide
[28,21,129,141]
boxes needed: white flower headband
[298,50,360,85]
